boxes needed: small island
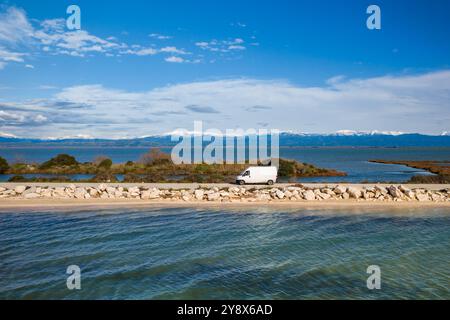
[369,160,450,183]
[0,149,346,183]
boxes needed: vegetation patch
[1,148,346,183]
[370,159,450,184]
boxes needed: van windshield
[241,170,250,176]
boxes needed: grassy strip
[370,159,450,183]
[1,151,346,183]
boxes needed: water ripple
[0,207,449,299]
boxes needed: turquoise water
[1,147,449,182]
[0,207,449,300]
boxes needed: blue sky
[0,0,449,138]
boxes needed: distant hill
[1,133,450,147]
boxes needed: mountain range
[1,133,450,147]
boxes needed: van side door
[245,169,256,183]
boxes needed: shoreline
[1,183,449,212]
[1,198,450,211]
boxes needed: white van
[236,166,278,185]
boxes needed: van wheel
[238,180,245,185]
[267,180,274,186]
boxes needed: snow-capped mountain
[1,131,450,147]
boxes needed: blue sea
[0,207,449,300]
[0,146,449,182]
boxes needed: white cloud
[2,70,449,138]
[39,85,58,90]
[149,33,172,40]
[0,6,252,68]
[125,47,158,56]
[34,23,123,57]
[195,42,209,48]
[0,131,18,138]
[0,7,34,44]
[195,38,247,54]
[0,47,26,68]
[165,56,185,63]
[231,22,247,28]
[160,46,189,55]
[228,45,246,50]
[126,46,189,57]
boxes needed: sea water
[0,206,449,299]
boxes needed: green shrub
[89,172,118,183]
[123,173,144,183]
[97,158,113,170]
[408,174,450,184]
[278,159,296,176]
[40,154,79,169]
[8,175,27,182]
[0,156,9,174]
[138,148,171,165]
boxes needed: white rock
[53,187,66,197]
[375,186,388,195]
[89,188,99,197]
[399,185,410,193]
[140,190,150,199]
[194,189,204,200]
[148,189,161,199]
[431,193,441,202]
[24,193,40,199]
[347,187,362,199]
[207,192,220,201]
[334,185,347,195]
[100,193,109,199]
[319,193,331,200]
[387,185,403,198]
[106,187,116,194]
[416,193,429,202]
[276,190,285,199]
[22,187,36,195]
[256,193,271,201]
[41,189,52,197]
[404,190,415,199]
[303,190,316,201]
[14,186,27,194]
[74,188,86,199]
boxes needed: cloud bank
[1,70,449,139]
